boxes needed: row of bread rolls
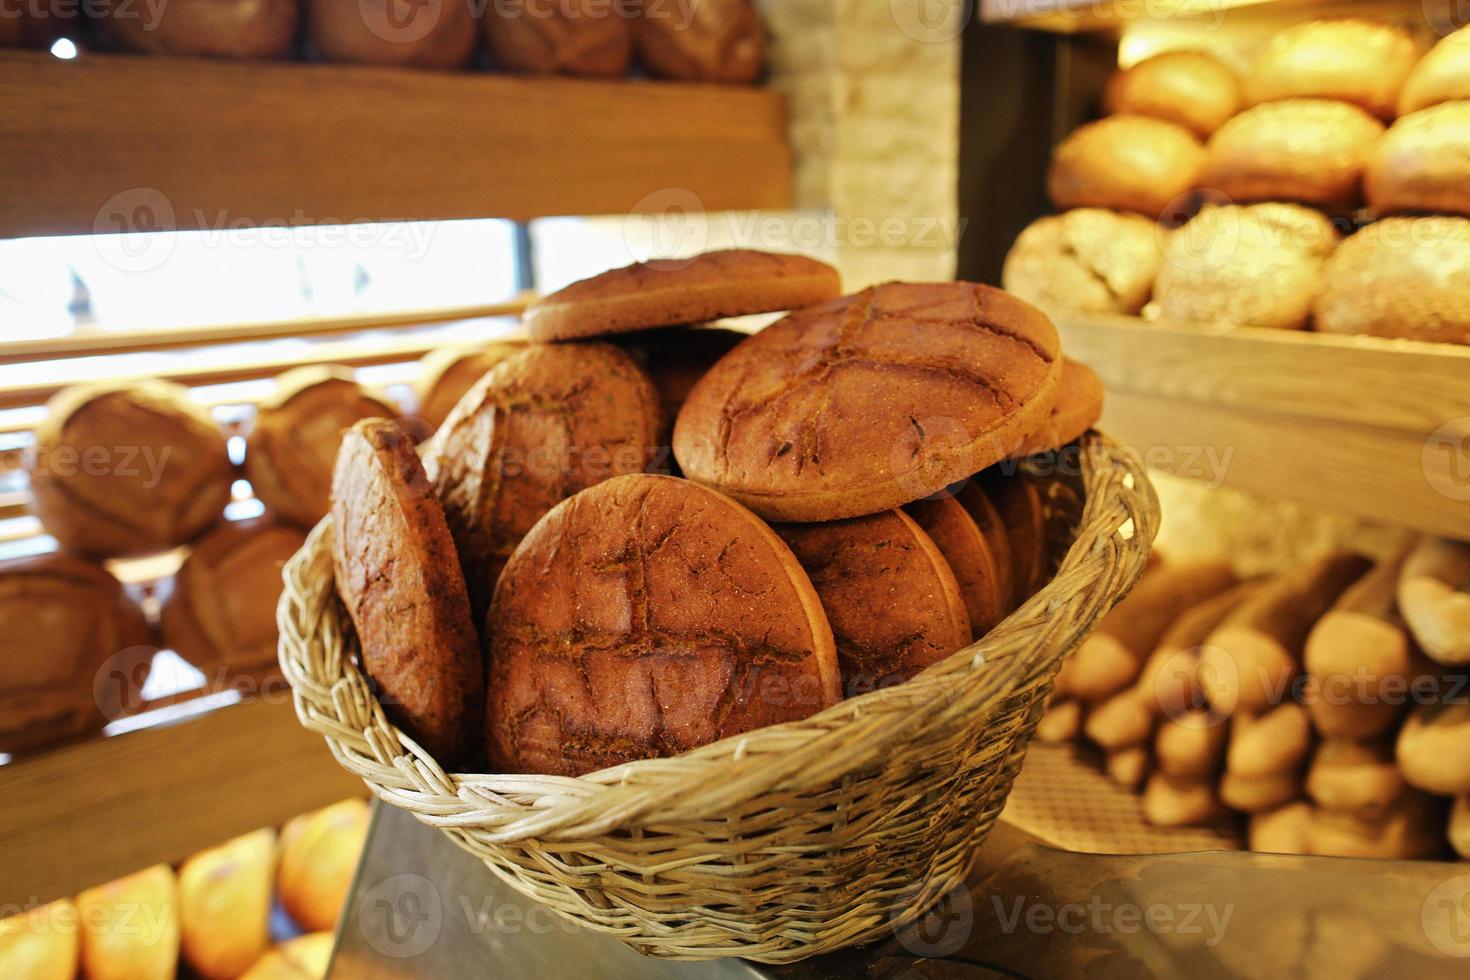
[1005,21,1470,345]
[0,797,367,980]
[1041,537,1470,859]
[327,248,1108,775]
[2,0,764,82]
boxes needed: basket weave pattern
[278,435,1158,962]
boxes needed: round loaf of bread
[413,342,525,430]
[77,866,180,980]
[1015,358,1105,455]
[247,367,397,529]
[903,494,1007,638]
[1155,203,1339,330]
[1400,26,1470,114]
[1246,19,1419,119]
[776,509,971,696]
[422,342,662,614]
[1314,217,1470,344]
[306,0,476,68]
[29,381,234,558]
[178,828,275,980]
[96,0,298,58]
[1001,209,1161,315]
[633,0,763,83]
[523,249,840,343]
[674,282,1062,523]
[0,554,153,754]
[1201,99,1384,210]
[483,0,630,76]
[1047,115,1205,217]
[276,799,369,933]
[610,326,747,437]
[331,419,482,766]
[485,474,841,775]
[161,518,307,679]
[1104,50,1242,136]
[1366,102,1470,218]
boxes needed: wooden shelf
[1057,314,1470,542]
[0,695,364,907]
[0,51,791,239]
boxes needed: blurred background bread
[1399,25,1470,114]
[1002,209,1161,315]
[27,381,234,558]
[1245,19,1419,119]
[413,342,524,430]
[0,900,78,980]
[1104,49,1242,137]
[1366,102,1470,218]
[632,0,764,83]
[239,932,332,980]
[76,865,180,980]
[305,0,477,68]
[246,366,398,528]
[276,799,370,933]
[482,0,630,76]
[1047,115,1205,217]
[0,554,153,754]
[1314,217,1470,344]
[178,829,276,980]
[96,0,300,59]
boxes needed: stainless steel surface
[331,802,1470,978]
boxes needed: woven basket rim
[278,435,1158,844]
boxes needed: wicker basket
[277,434,1158,963]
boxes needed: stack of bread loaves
[1038,536,1470,859]
[1005,20,1470,345]
[327,248,1109,775]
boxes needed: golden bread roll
[1304,549,1413,695]
[0,900,79,980]
[240,932,333,980]
[246,366,398,529]
[413,342,525,430]
[96,0,298,58]
[28,381,234,558]
[306,0,476,68]
[179,828,277,980]
[1304,680,1406,740]
[1399,26,1470,114]
[632,0,763,83]
[1035,697,1082,742]
[1219,769,1301,813]
[1084,687,1154,750]
[1367,102,1470,218]
[1106,744,1151,789]
[1143,772,1222,827]
[1154,203,1339,330]
[1154,709,1228,780]
[161,518,306,679]
[1397,537,1470,664]
[0,553,153,754]
[77,865,180,980]
[1104,49,1242,136]
[1001,209,1161,315]
[1047,115,1205,217]
[1306,790,1445,859]
[1314,216,1470,344]
[483,0,630,76]
[1246,19,1420,119]
[1226,703,1311,778]
[1396,700,1470,795]
[1201,100,1384,210]
[1249,799,1312,854]
[1136,579,1260,722]
[277,799,370,933]
[1305,738,1404,819]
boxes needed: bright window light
[49,38,77,60]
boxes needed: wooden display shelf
[1057,314,1470,541]
[0,695,364,907]
[0,51,791,240]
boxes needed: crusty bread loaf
[609,325,747,446]
[1399,26,1470,114]
[1246,19,1420,119]
[1305,738,1404,820]
[276,799,369,933]
[179,829,276,980]
[28,380,234,558]
[1366,102,1470,218]
[485,474,841,775]
[776,509,971,695]
[162,518,307,679]
[96,0,298,58]
[1397,537,1470,664]
[246,366,398,529]
[306,0,476,68]
[1002,209,1161,315]
[1314,217,1470,344]
[1104,50,1242,136]
[483,0,630,76]
[0,899,78,980]
[1155,203,1339,330]
[77,865,180,980]
[0,553,153,755]
[633,0,763,83]
[413,342,525,430]
[1397,700,1470,795]
[1201,100,1384,210]
[1143,771,1222,826]
[903,494,1007,638]
[1047,115,1205,217]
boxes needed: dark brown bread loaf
[1015,359,1104,455]
[609,326,747,445]
[247,367,398,529]
[974,468,1048,607]
[306,0,476,68]
[162,517,307,678]
[903,495,1007,638]
[331,419,482,767]
[0,554,153,754]
[483,0,630,76]
[28,381,234,558]
[632,0,763,83]
[674,282,1062,523]
[421,342,662,615]
[1103,50,1242,137]
[96,0,298,58]
[776,509,971,696]
[485,474,840,775]
[1047,115,1206,217]
[523,249,840,342]
[414,342,526,430]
